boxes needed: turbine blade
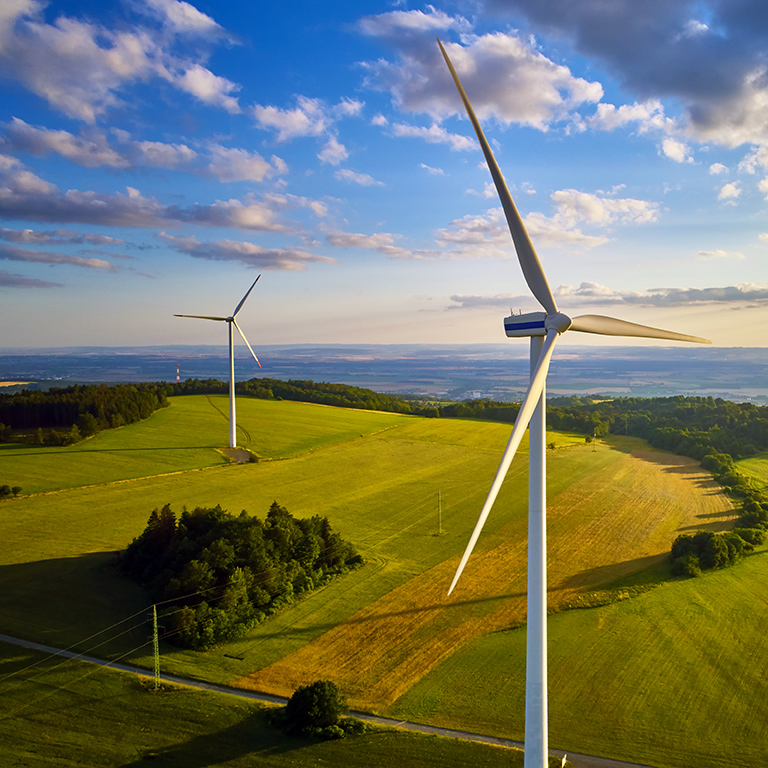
[232,318,261,367]
[570,314,711,344]
[174,314,227,321]
[233,275,261,318]
[448,329,559,595]
[437,39,557,316]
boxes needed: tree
[284,680,347,736]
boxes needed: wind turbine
[437,39,711,768]
[175,276,262,449]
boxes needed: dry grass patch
[235,438,735,711]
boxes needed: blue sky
[0,0,767,349]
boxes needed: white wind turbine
[438,39,711,768]
[175,276,262,449]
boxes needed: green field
[0,643,539,768]
[392,551,768,768]
[1,395,413,494]
[0,395,754,768]
[735,451,768,489]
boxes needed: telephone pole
[151,604,160,691]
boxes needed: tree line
[120,502,362,649]
[0,383,170,445]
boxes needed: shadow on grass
[0,552,149,654]
[119,709,307,767]
[250,589,528,641]
[556,553,665,591]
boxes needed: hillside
[0,394,759,768]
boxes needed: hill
[0,394,755,768]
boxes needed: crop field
[735,451,768,489]
[0,644,532,768]
[392,551,768,768]
[0,395,750,767]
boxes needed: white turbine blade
[232,318,261,368]
[570,314,711,344]
[174,314,227,321]
[448,329,559,596]
[437,39,558,316]
[232,275,261,318]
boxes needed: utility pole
[151,604,160,691]
[438,490,443,535]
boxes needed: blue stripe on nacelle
[505,320,546,330]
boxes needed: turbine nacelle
[504,311,573,338]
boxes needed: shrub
[284,680,347,736]
[671,554,702,578]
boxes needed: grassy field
[735,451,768,489]
[391,550,768,768]
[0,642,542,768]
[0,396,751,767]
[0,395,413,494]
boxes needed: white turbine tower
[438,40,711,768]
[175,276,262,449]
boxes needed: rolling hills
[1,393,760,768]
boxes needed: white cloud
[204,146,287,182]
[718,181,742,202]
[419,163,445,175]
[660,137,693,163]
[390,122,474,151]
[158,232,334,271]
[325,230,413,258]
[760,179,768,200]
[0,158,320,231]
[334,168,384,186]
[360,24,602,130]
[0,1,241,122]
[0,241,114,270]
[318,137,348,166]
[1,120,286,182]
[143,0,225,37]
[696,249,744,259]
[586,100,667,132]
[173,64,240,113]
[759,232,768,244]
[0,227,123,245]
[0,267,62,288]
[708,162,729,175]
[449,281,768,310]
[549,189,659,226]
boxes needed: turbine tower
[175,277,262,449]
[437,39,711,768]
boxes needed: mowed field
[392,553,768,768]
[0,394,753,767]
[0,644,534,768]
[735,451,768,489]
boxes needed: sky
[0,0,767,351]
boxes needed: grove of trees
[120,502,362,649]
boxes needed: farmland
[0,643,534,768]
[0,393,757,767]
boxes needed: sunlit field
[0,396,750,768]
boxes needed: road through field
[0,633,659,768]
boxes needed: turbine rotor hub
[545,312,572,334]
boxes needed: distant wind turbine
[175,277,262,449]
[437,39,710,768]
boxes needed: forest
[0,382,170,444]
[120,502,362,649]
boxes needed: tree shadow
[0,552,149,655]
[555,553,665,591]
[119,708,309,767]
